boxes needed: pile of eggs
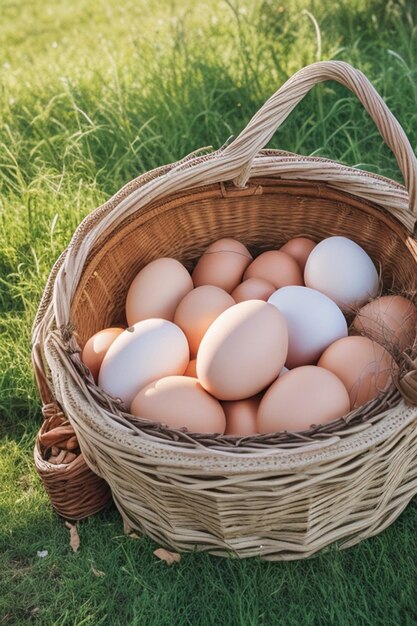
[81,236,417,437]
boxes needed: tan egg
[352,295,417,354]
[184,359,197,377]
[243,250,303,288]
[280,237,316,272]
[318,336,396,409]
[131,376,226,434]
[126,258,193,325]
[197,300,288,400]
[231,278,276,303]
[192,238,253,293]
[174,286,235,357]
[223,396,260,436]
[81,327,124,382]
[257,366,350,434]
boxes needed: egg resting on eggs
[99,319,189,409]
[131,376,226,434]
[257,365,350,433]
[197,300,288,401]
[192,238,252,293]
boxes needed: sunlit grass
[1,0,417,623]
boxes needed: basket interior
[67,176,417,447]
[72,177,417,343]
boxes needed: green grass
[1,0,417,623]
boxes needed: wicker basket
[32,61,417,560]
[34,403,112,520]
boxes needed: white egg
[268,286,348,369]
[98,319,189,409]
[304,236,379,310]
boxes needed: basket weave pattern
[34,404,112,520]
[32,61,417,559]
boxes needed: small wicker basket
[32,61,417,559]
[34,403,112,520]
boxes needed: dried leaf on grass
[65,521,80,552]
[153,548,181,566]
[123,518,141,539]
[91,565,105,577]
[127,531,141,539]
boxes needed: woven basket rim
[42,343,417,472]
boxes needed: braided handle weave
[224,61,417,215]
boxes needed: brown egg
[352,295,417,354]
[126,258,193,325]
[81,327,124,382]
[192,238,252,293]
[223,396,260,436]
[318,336,396,409]
[184,359,197,377]
[197,300,288,400]
[231,278,276,303]
[257,366,350,433]
[174,286,235,357]
[130,376,226,434]
[280,237,316,272]
[243,250,303,288]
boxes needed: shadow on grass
[2,498,417,625]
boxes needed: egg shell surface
[197,300,288,401]
[131,376,226,434]
[81,327,124,382]
[280,237,316,272]
[223,396,261,436]
[174,285,235,357]
[243,250,303,288]
[184,359,197,377]
[352,295,417,354]
[99,319,189,409]
[257,365,350,433]
[304,236,379,310]
[126,257,193,325]
[231,278,276,303]
[268,286,348,368]
[192,238,252,293]
[318,335,395,409]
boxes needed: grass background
[1,0,417,623]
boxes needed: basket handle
[223,60,417,215]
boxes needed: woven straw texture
[34,403,112,520]
[32,61,417,559]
